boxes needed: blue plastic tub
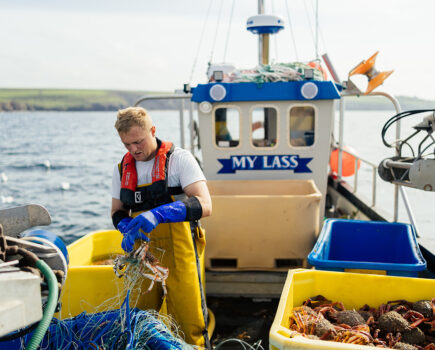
[308,219,426,277]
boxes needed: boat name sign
[217,154,312,174]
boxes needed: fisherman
[111,106,212,348]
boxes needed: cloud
[1,1,435,99]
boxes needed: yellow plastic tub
[269,269,435,350]
[57,230,127,319]
[58,230,216,340]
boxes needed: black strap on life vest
[119,138,184,211]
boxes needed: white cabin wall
[198,99,335,222]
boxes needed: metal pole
[189,101,195,154]
[258,0,264,15]
[399,186,420,237]
[354,158,358,193]
[338,98,345,180]
[322,53,341,83]
[258,0,264,65]
[372,167,377,207]
[370,91,401,221]
[134,94,192,107]
[262,34,269,64]
[315,0,319,60]
[180,99,185,149]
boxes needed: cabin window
[214,107,240,147]
[251,107,277,147]
[289,106,315,146]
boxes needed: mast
[315,0,319,60]
[258,0,268,64]
[246,0,284,65]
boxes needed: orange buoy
[308,61,328,80]
[329,146,361,177]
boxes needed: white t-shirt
[111,147,206,199]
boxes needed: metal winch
[0,204,68,337]
[378,110,435,191]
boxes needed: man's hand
[125,211,159,235]
[117,217,132,234]
[118,216,150,253]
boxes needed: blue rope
[2,290,191,350]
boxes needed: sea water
[0,110,433,244]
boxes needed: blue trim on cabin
[191,81,342,103]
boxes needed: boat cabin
[191,80,341,273]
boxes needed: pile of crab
[288,295,435,349]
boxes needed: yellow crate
[269,269,435,350]
[57,230,127,319]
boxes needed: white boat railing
[134,93,195,154]
[336,147,378,207]
[134,90,420,236]
[337,91,421,236]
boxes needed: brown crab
[113,242,169,296]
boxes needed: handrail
[369,91,401,222]
[337,90,420,236]
[133,93,195,152]
[134,93,192,106]
[336,146,377,207]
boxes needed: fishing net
[6,291,194,350]
[211,61,325,84]
[1,240,195,350]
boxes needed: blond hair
[115,107,152,133]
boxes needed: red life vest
[119,139,184,212]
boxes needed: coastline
[0,88,434,112]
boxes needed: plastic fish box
[269,269,435,350]
[202,179,321,270]
[307,219,426,277]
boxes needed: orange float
[308,61,328,81]
[329,146,361,177]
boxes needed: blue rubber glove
[117,217,132,234]
[124,201,187,238]
[117,217,149,253]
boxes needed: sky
[1,0,435,99]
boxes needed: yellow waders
[132,214,209,348]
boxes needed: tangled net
[9,291,193,350]
[0,237,190,350]
[210,61,326,84]
[114,242,169,297]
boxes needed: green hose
[25,259,59,350]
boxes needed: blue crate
[308,219,426,277]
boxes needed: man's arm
[111,198,132,232]
[123,179,212,239]
[111,198,127,217]
[183,180,212,218]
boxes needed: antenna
[322,53,341,83]
[246,1,284,65]
[315,0,319,60]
